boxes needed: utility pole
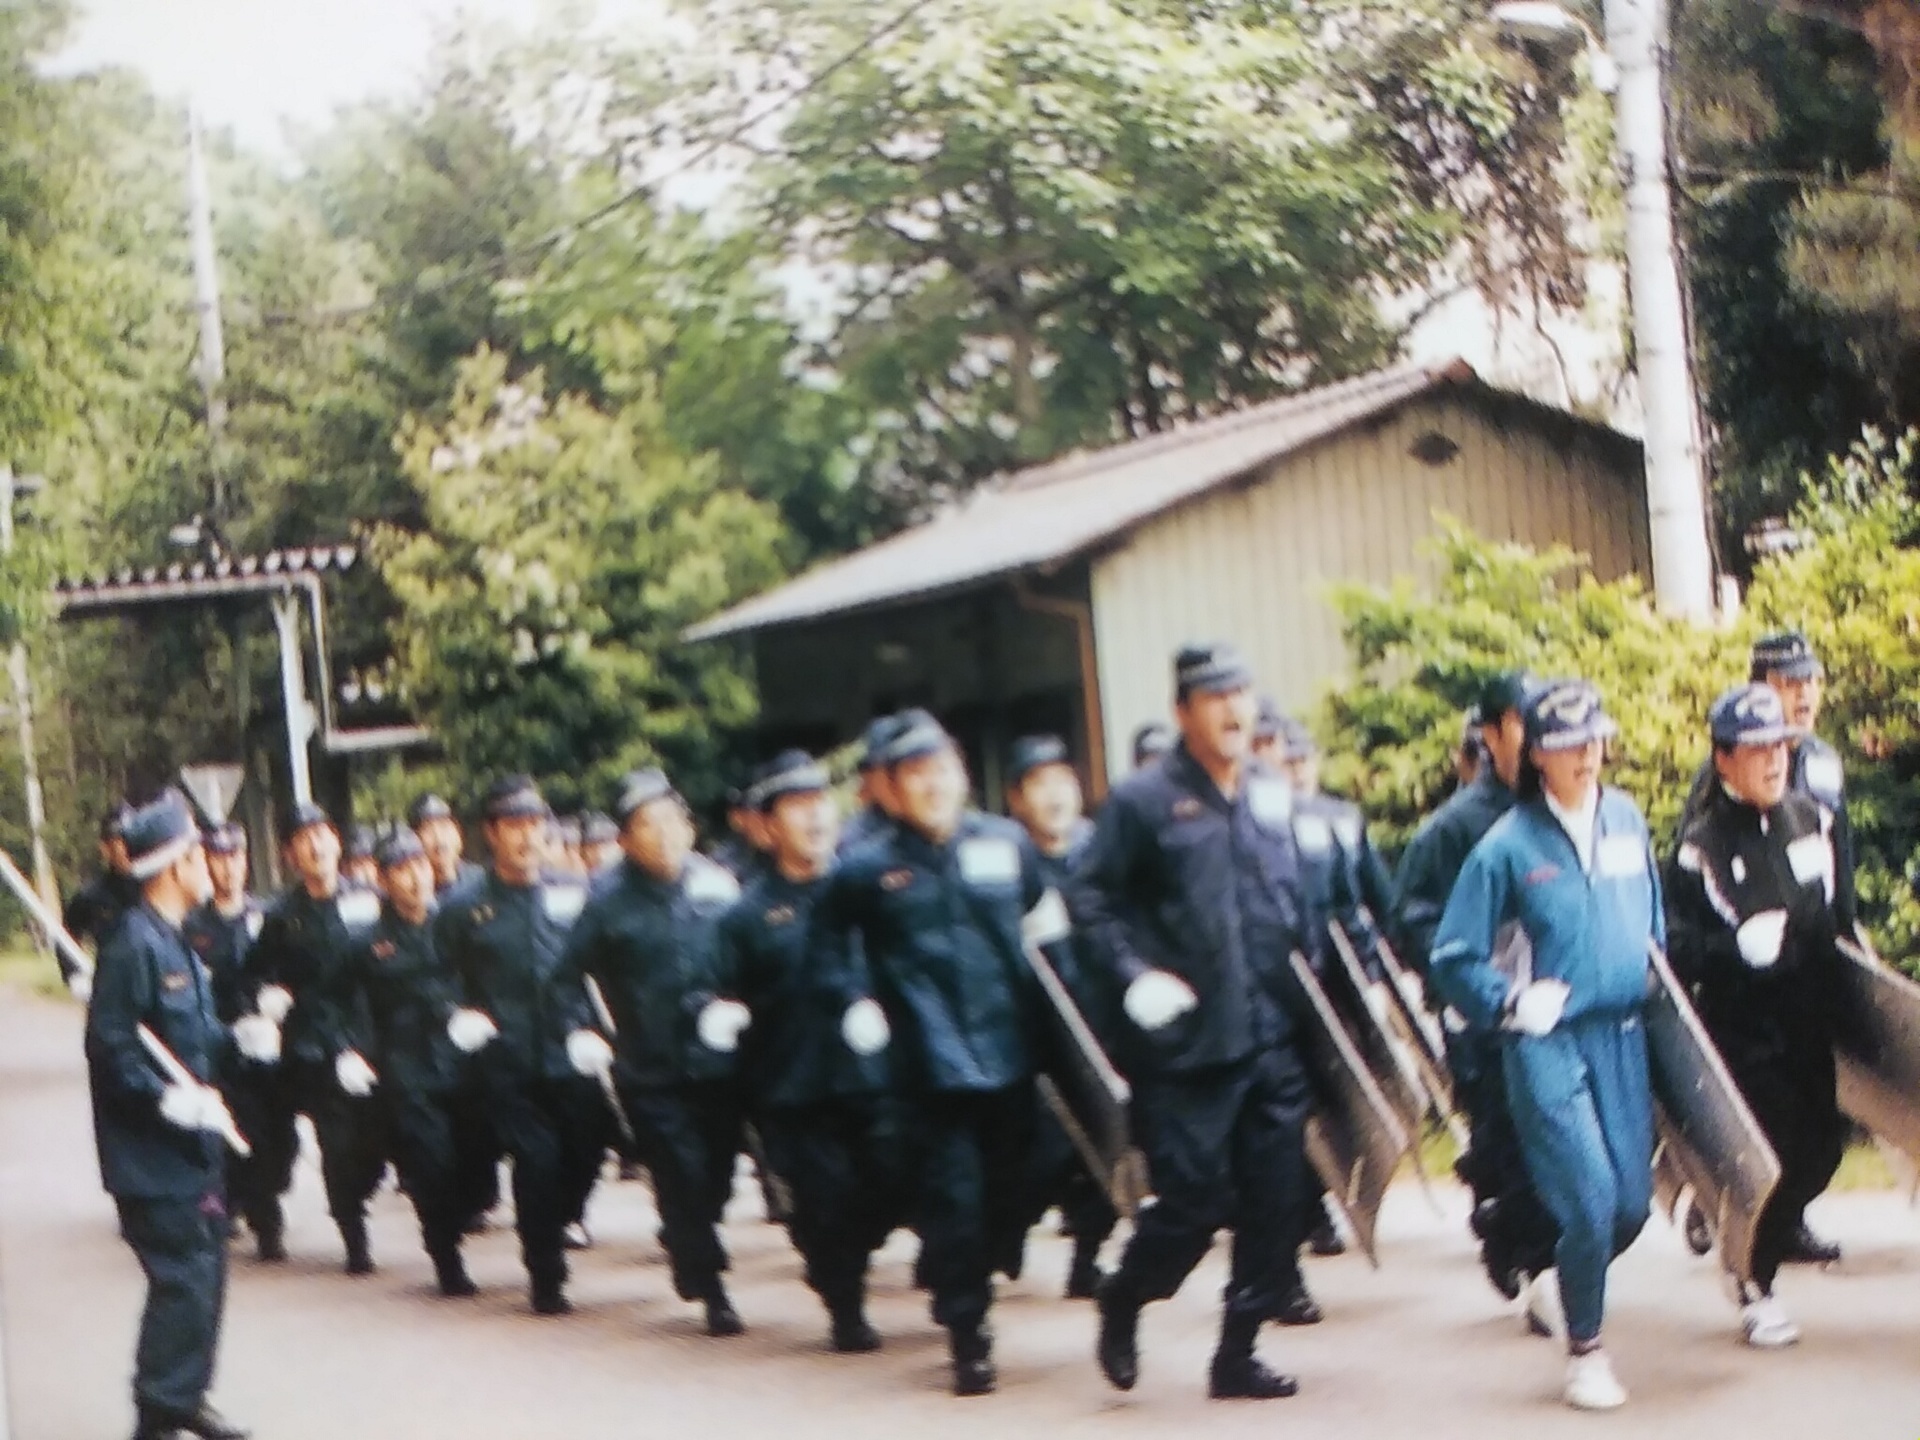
[1,467,57,915]
[186,106,229,516]
[1604,0,1716,622]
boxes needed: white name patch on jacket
[1596,834,1646,880]
[541,884,587,923]
[1247,778,1292,831]
[958,837,1020,887]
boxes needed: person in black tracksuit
[815,710,1049,1396]
[85,790,250,1440]
[434,775,606,1315]
[1077,644,1320,1402]
[714,750,908,1352]
[559,766,750,1336]
[1002,732,1118,1300]
[1665,682,1851,1349]
[243,803,385,1273]
[1392,671,1561,1302]
[343,829,489,1298]
[181,826,271,1253]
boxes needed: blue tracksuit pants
[1502,1010,1653,1342]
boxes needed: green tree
[370,349,788,811]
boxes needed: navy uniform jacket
[85,904,226,1199]
[436,871,594,1086]
[818,811,1046,1094]
[183,896,265,1025]
[63,870,141,981]
[838,805,893,857]
[1681,736,1856,932]
[246,886,382,1068]
[560,858,740,1088]
[346,906,467,1095]
[1393,772,1517,976]
[1072,745,1318,1077]
[716,869,888,1109]
[1665,787,1844,1069]
[436,860,487,903]
[710,838,769,887]
[1430,788,1663,1033]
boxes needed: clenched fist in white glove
[158,1082,226,1132]
[335,1050,378,1097]
[256,984,295,1024]
[1736,909,1789,969]
[841,998,891,1057]
[68,972,93,1005]
[1508,978,1571,1037]
[447,1007,499,1054]
[1124,970,1198,1032]
[565,1029,615,1078]
[233,1014,282,1064]
[696,999,752,1053]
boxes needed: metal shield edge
[1834,937,1920,1167]
[1291,951,1413,1268]
[1644,943,1782,1285]
[1327,920,1437,1133]
[1022,938,1141,1212]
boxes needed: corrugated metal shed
[687,357,1570,642]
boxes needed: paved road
[3,984,1917,1440]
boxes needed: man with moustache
[434,775,605,1314]
[1666,683,1850,1348]
[244,802,384,1272]
[1078,644,1319,1401]
[86,790,250,1440]
[817,710,1050,1395]
[715,750,906,1352]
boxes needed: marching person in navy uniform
[434,775,604,1315]
[1077,644,1320,1402]
[411,793,484,901]
[1430,679,1661,1412]
[244,802,385,1273]
[182,825,271,1251]
[343,828,488,1298]
[1003,732,1118,1299]
[62,802,139,996]
[816,710,1049,1395]
[839,713,908,855]
[715,750,906,1352]
[560,766,750,1336]
[1129,721,1174,771]
[86,790,250,1440]
[1393,672,1560,1304]
[1666,683,1849,1347]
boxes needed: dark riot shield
[1356,906,1456,1113]
[1834,937,1920,1167]
[1327,921,1435,1135]
[1021,939,1145,1213]
[1291,952,1413,1266]
[1644,943,1781,1286]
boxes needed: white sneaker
[1741,1294,1802,1349]
[1523,1270,1565,1340]
[1564,1349,1628,1410]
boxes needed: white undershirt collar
[1543,785,1600,873]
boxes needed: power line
[235,0,950,332]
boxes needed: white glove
[158,1082,224,1132]
[256,984,294,1024]
[68,972,92,1005]
[447,1007,499,1054]
[841,998,891,1057]
[696,999,752,1053]
[334,1050,378,1097]
[1362,983,1392,1025]
[1508,978,1571,1037]
[1736,909,1789,969]
[565,1029,615,1077]
[233,1014,282,1064]
[1124,970,1199,1031]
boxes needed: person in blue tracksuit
[1430,678,1661,1413]
[86,790,250,1440]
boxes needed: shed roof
[687,358,1636,642]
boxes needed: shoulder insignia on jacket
[880,868,914,892]
[472,904,494,925]
[161,970,190,993]
[372,939,396,961]
[763,904,795,926]
[1523,864,1561,886]
[1171,796,1203,820]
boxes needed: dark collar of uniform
[1164,741,1240,812]
[618,855,684,899]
